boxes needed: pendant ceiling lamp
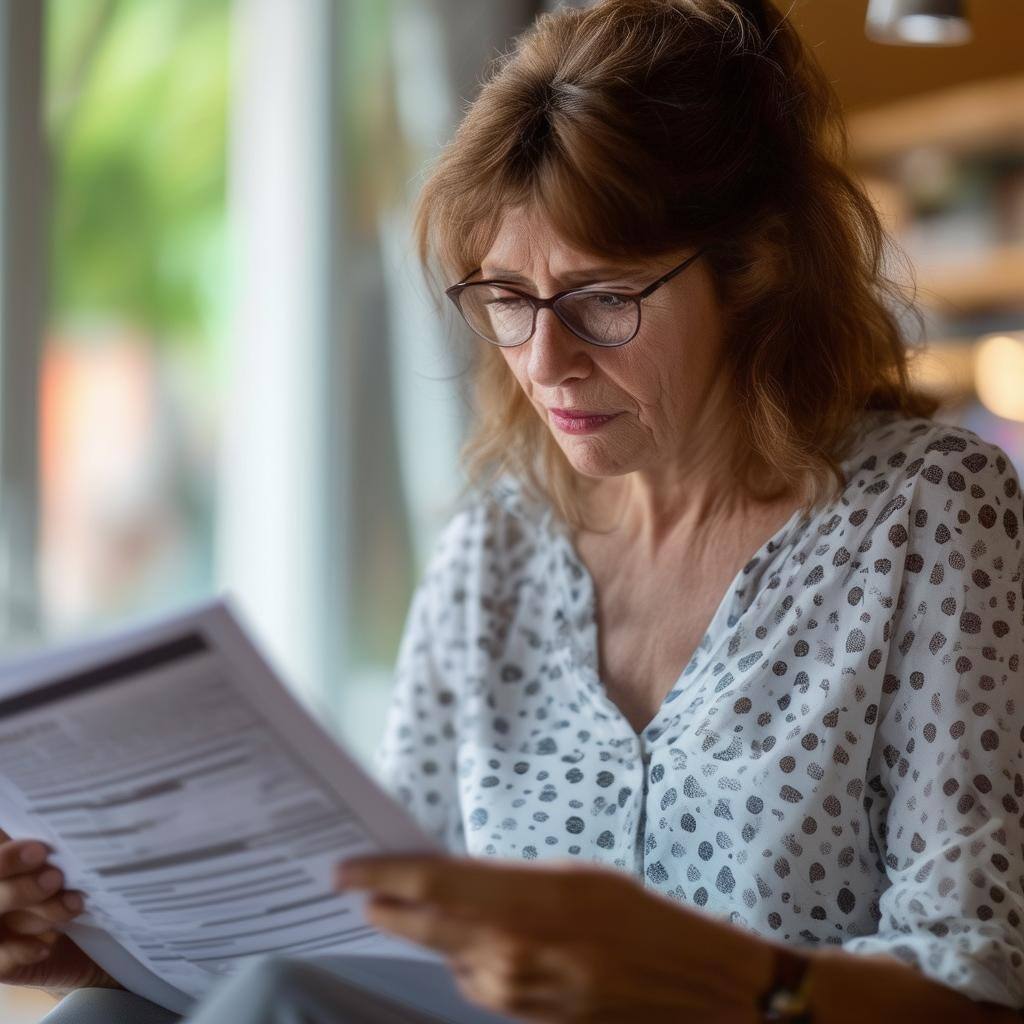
[865,0,972,46]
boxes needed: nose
[524,308,593,388]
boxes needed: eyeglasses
[444,248,707,349]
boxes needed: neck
[579,394,794,558]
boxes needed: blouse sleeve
[841,436,1024,1006]
[370,513,470,855]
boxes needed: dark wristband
[757,945,813,1023]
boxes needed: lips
[549,408,610,418]
[548,408,620,434]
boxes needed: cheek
[604,348,675,416]
[613,321,702,411]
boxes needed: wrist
[715,928,781,1021]
[744,934,780,999]
[753,941,813,1023]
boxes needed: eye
[577,292,629,309]
[485,297,528,309]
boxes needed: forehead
[476,204,683,285]
[481,206,589,268]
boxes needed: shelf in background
[911,244,1024,314]
[848,74,1024,166]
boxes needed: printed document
[0,597,518,1022]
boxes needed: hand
[335,853,777,1024]
[0,830,119,994]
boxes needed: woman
[4,0,1023,1022]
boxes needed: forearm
[797,946,1019,1024]
[650,898,1020,1023]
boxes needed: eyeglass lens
[456,285,639,347]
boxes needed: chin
[558,436,636,479]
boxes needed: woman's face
[480,206,730,480]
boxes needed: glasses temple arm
[636,247,707,298]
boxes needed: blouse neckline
[552,499,813,743]
[542,410,895,744]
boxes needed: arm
[812,434,1024,1015]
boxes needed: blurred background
[1,0,1022,1018]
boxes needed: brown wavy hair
[413,0,940,529]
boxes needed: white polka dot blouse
[373,409,1024,1007]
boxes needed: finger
[453,960,564,1023]
[4,892,84,934]
[0,841,49,879]
[335,853,454,899]
[363,895,485,954]
[0,933,52,973]
[3,919,61,944]
[0,868,64,913]
[455,937,563,989]
[337,854,541,915]
[364,893,567,996]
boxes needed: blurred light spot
[974,333,1024,423]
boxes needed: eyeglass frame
[444,246,709,349]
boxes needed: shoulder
[850,412,1020,499]
[869,415,1020,560]
[419,474,554,597]
[849,416,1023,678]
[905,417,1021,518]
[838,411,993,482]
[837,413,1021,561]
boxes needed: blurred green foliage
[339,0,401,236]
[45,0,229,344]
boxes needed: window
[42,0,229,633]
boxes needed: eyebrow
[479,266,644,286]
